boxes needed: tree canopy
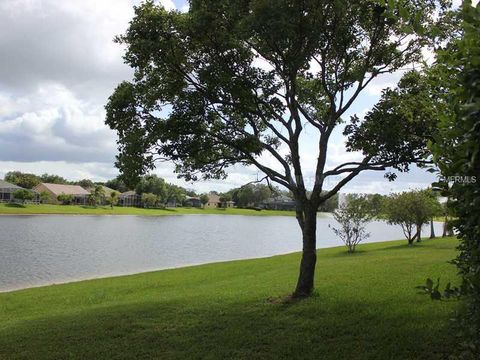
[106,0,450,297]
[134,174,187,204]
[383,190,440,244]
[5,171,40,189]
[105,176,130,193]
[427,2,480,355]
[107,0,445,195]
[135,174,168,201]
[227,183,276,207]
[40,173,68,184]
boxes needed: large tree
[135,174,168,202]
[106,0,447,297]
[429,2,480,355]
[165,183,187,205]
[40,173,68,184]
[105,176,130,193]
[4,171,40,189]
[233,183,273,207]
[383,190,440,245]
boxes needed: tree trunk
[408,236,415,245]
[293,208,317,298]
[447,224,454,237]
[429,218,435,239]
[416,224,422,243]
[442,215,447,237]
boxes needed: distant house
[262,196,296,211]
[205,193,221,208]
[118,191,141,207]
[222,200,235,208]
[166,199,180,208]
[0,180,28,203]
[183,196,202,208]
[33,183,90,205]
[204,193,235,208]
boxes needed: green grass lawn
[0,203,297,217]
[0,237,459,359]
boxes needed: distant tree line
[4,171,69,189]
[331,189,445,253]
[220,183,338,212]
[133,174,188,207]
[221,184,280,208]
[4,171,339,212]
[4,171,102,190]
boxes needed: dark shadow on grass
[329,249,368,258]
[4,203,26,208]
[138,207,175,211]
[368,238,457,253]
[378,242,430,252]
[0,295,456,360]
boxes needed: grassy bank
[0,203,297,217]
[0,237,459,359]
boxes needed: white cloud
[0,84,116,163]
[0,0,133,99]
[158,0,176,11]
[0,0,131,166]
[0,161,118,182]
[364,71,405,96]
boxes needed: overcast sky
[0,0,445,193]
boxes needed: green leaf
[388,0,395,11]
[426,278,434,290]
[399,5,409,21]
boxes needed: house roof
[120,190,137,197]
[0,180,23,190]
[208,193,221,203]
[185,196,200,201]
[36,183,90,196]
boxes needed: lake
[0,215,443,292]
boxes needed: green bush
[428,3,480,357]
[12,189,34,204]
[57,193,74,205]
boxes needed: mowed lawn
[0,203,296,217]
[0,237,459,359]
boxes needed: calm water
[0,215,443,292]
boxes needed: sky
[0,0,446,194]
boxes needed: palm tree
[90,185,105,207]
[109,191,119,209]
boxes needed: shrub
[13,189,34,204]
[330,195,372,253]
[141,193,159,208]
[57,193,73,205]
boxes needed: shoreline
[0,252,293,294]
[0,203,300,217]
[0,212,301,217]
[0,235,442,294]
